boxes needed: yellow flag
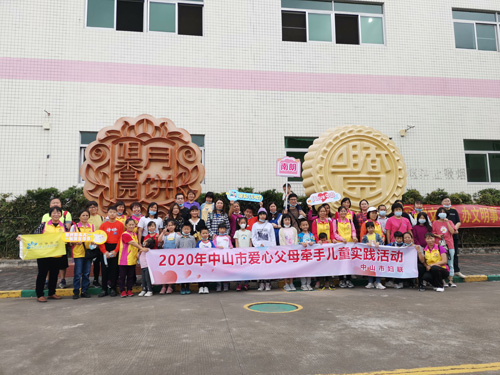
[19,233,67,260]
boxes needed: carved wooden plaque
[80,114,205,216]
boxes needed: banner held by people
[19,233,67,260]
[146,243,417,284]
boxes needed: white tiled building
[0,0,499,198]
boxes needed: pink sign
[276,156,301,177]
[146,243,417,284]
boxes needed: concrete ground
[1,282,499,375]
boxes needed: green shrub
[402,189,424,204]
[473,189,500,206]
[449,192,473,205]
[423,188,449,205]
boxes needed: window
[281,1,384,44]
[284,137,317,182]
[453,10,500,51]
[464,140,500,183]
[86,0,203,36]
[79,132,98,183]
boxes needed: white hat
[367,206,377,213]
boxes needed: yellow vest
[316,219,331,241]
[43,220,66,258]
[337,219,353,242]
[72,223,94,259]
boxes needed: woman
[417,232,449,292]
[333,206,358,288]
[70,210,95,299]
[25,207,66,302]
[228,201,244,241]
[268,202,282,245]
[311,205,334,242]
[164,203,185,233]
[359,207,385,242]
[412,212,432,247]
[385,203,412,244]
[188,205,206,241]
[307,203,333,222]
[432,207,457,288]
[138,202,163,242]
[334,198,359,230]
[206,199,230,239]
[184,190,201,210]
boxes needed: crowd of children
[25,185,464,302]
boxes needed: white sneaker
[283,283,291,291]
[265,283,271,291]
[375,282,386,290]
[289,284,296,291]
[449,282,457,288]
[455,272,466,278]
[204,287,209,294]
[435,287,445,292]
[307,285,313,291]
[258,283,265,291]
[138,291,146,297]
[145,291,153,297]
[198,288,204,294]
[346,280,354,288]
[365,282,374,289]
[394,282,404,289]
[301,285,308,291]
[385,281,394,288]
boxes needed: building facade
[0,0,499,199]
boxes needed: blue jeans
[447,248,455,277]
[73,257,91,294]
[368,276,381,283]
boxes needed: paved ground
[1,282,499,375]
[1,254,499,291]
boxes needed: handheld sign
[62,229,108,245]
[276,156,301,178]
[307,191,342,206]
[226,190,263,203]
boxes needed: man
[244,206,258,231]
[41,198,72,289]
[175,193,190,222]
[442,197,466,278]
[87,201,104,287]
[98,206,125,297]
[283,194,306,231]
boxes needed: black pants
[101,253,119,291]
[119,265,135,292]
[421,265,450,288]
[93,255,101,281]
[36,258,59,298]
[453,235,460,273]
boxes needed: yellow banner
[19,233,67,260]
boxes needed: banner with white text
[146,243,417,284]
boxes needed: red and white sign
[276,156,301,177]
[146,243,417,284]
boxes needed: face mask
[379,210,386,217]
[443,204,451,209]
[418,219,426,224]
[218,232,225,236]
[438,213,447,219]
[395,211,402,217]
[201,236,208,241]
[259,219,265,223]
[290,204,297,208]
[149,210,156,216]
[415,208,422,212]
[270,210,276,214]
[239,224,246,229]
[396,241,403,246]
[179,203,184,208]
[182,231,190,236]
[148,230,155,234]
[284,224,291,228]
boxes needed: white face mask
[239,224,246,229]
[284,224,291,228]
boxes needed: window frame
[452,10,500,52]
[85,0,203,35]
[284,137,317,182]
[79,131,98,184]
[464,141,500,184]
[281,1,385,45]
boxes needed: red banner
[403,205,500,228]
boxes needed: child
[118,219,147,297]
[98,206,125,297]
[176,223,197,295]
[137,238,155,297]
[252,208,276,291]
[142,221,159,248]
[158,219,179,294]
[298,220,314,291]
[359,207,385,243]
[213,223,233,292]
[279,214,298,291]
[195,228,215,294]
[87,200,104,287]
[362,221,385,290]
[233,217,252,291]
[138,202,163,242]
[200,192,215,222]
[386,231,405,289]
[188,206,206,241]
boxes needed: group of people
[23,185,464,302]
